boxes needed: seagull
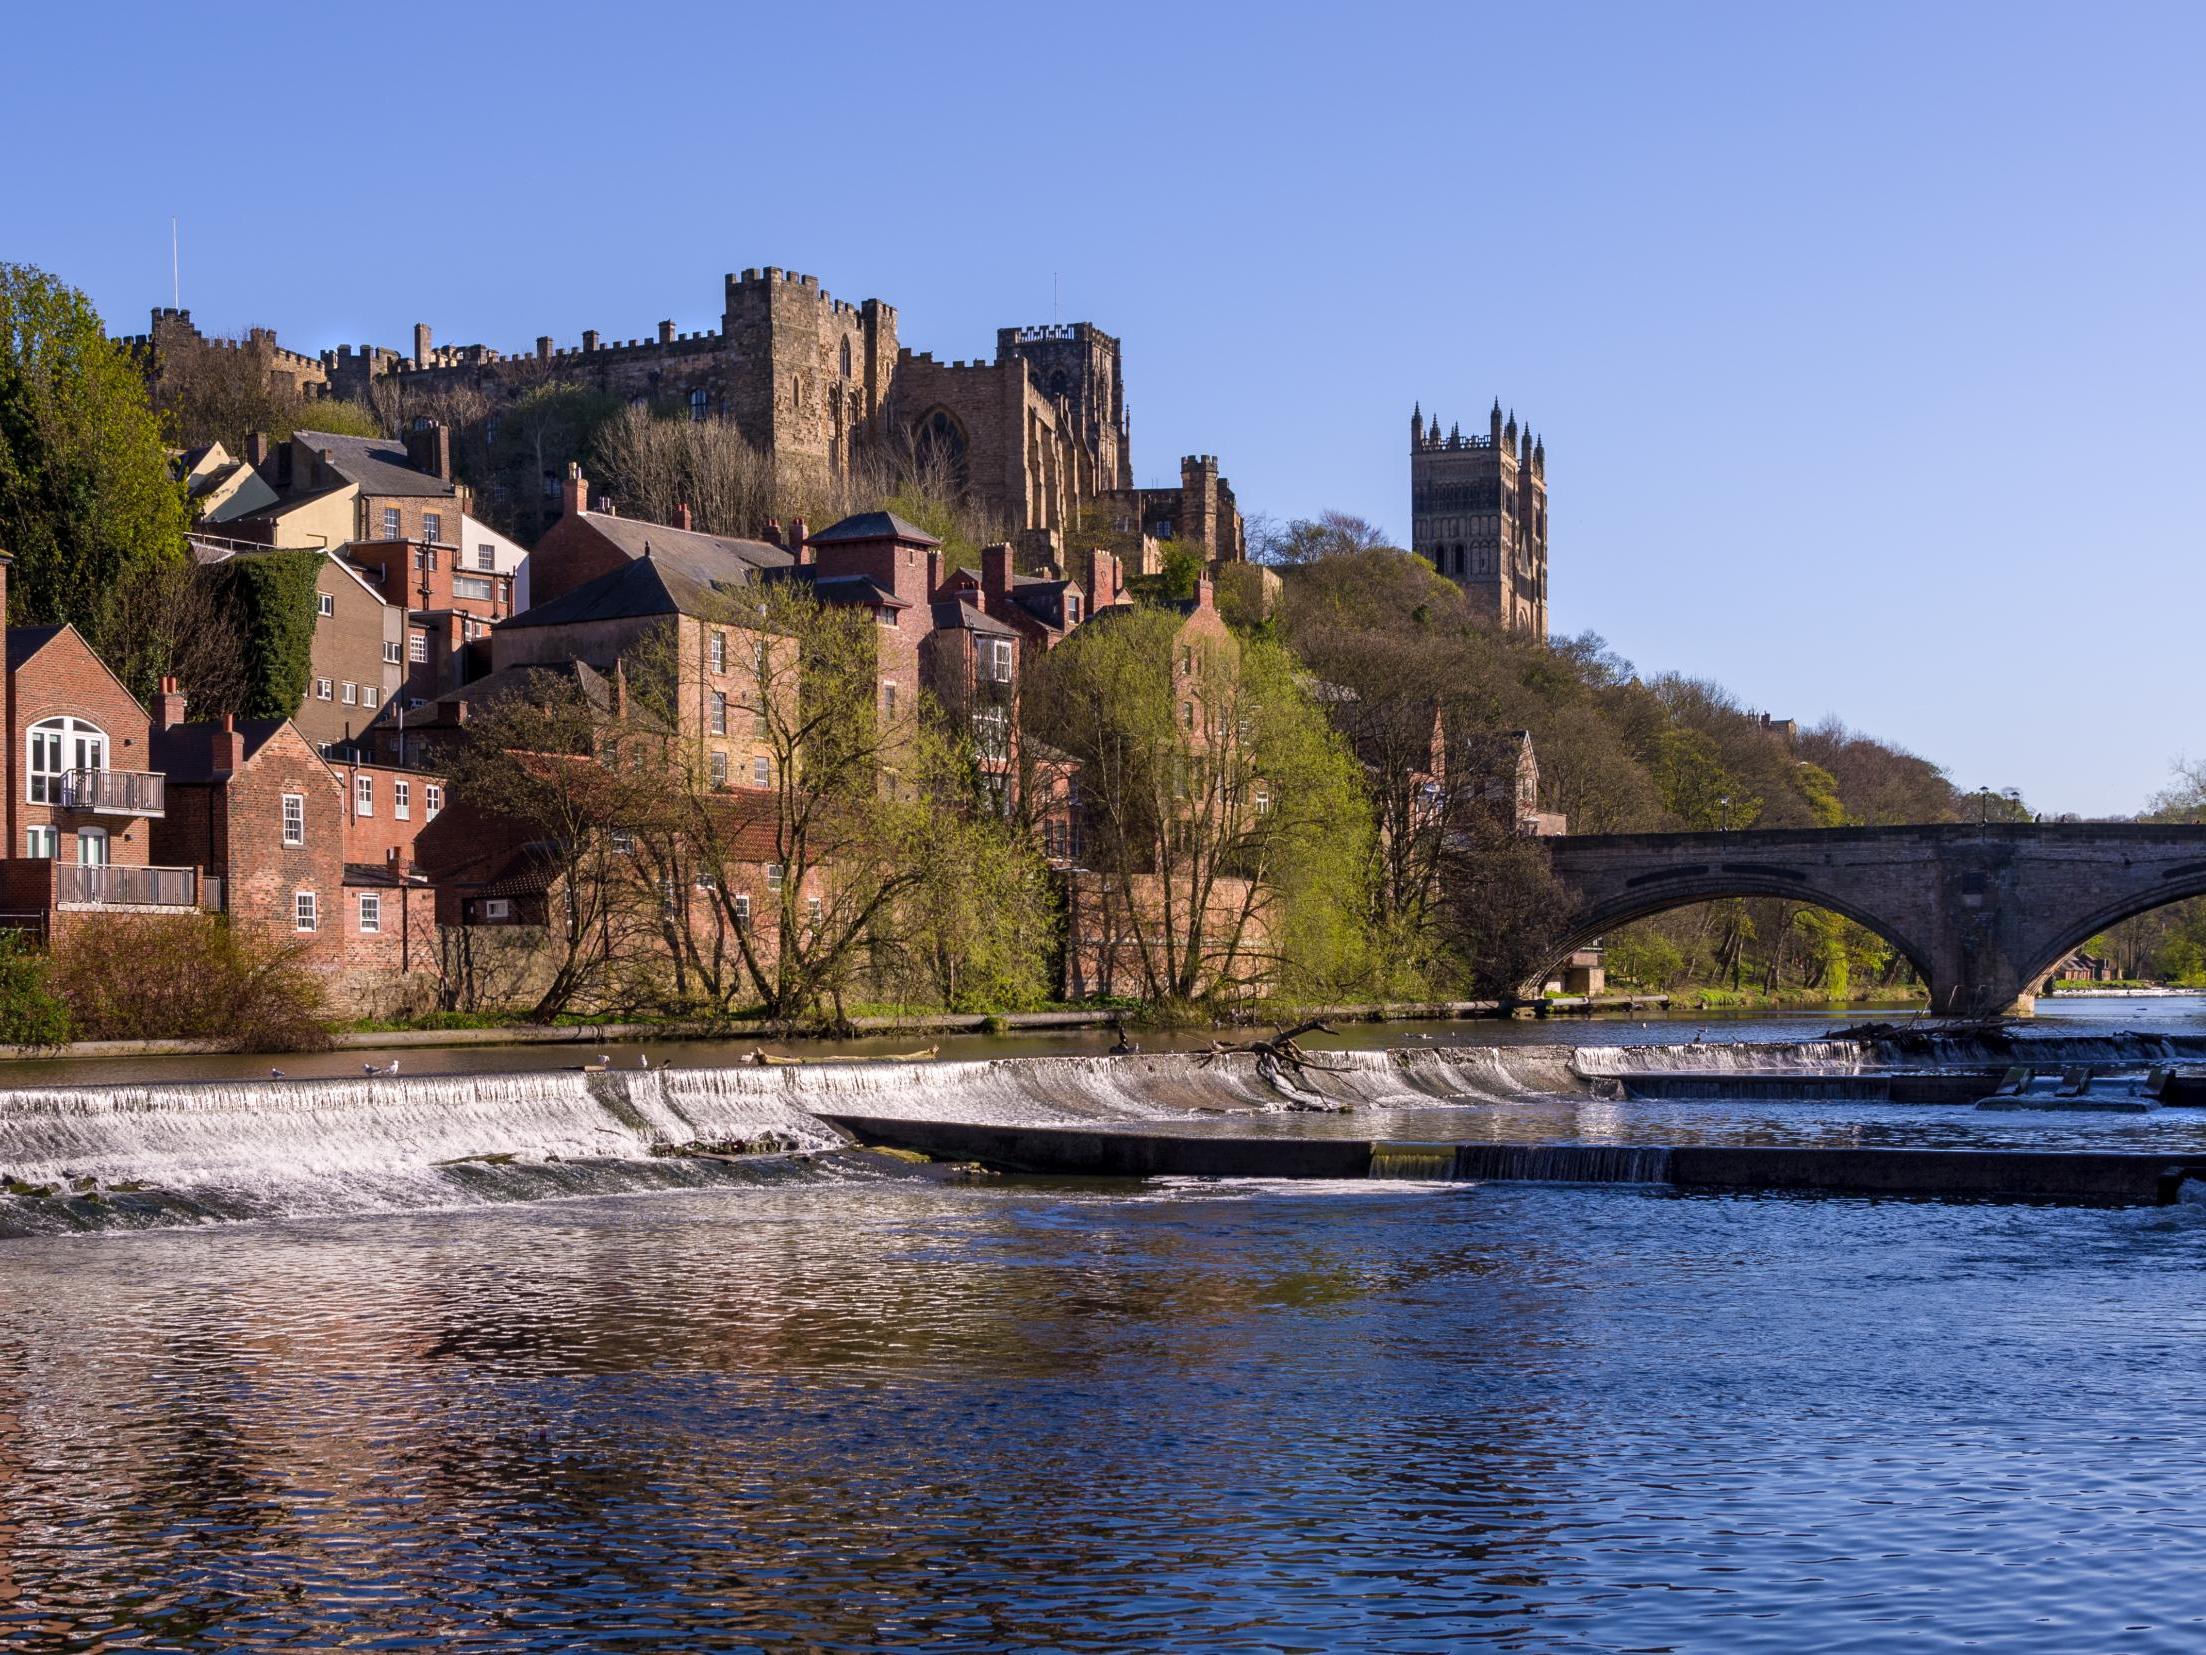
[269,1069,284,1079]
[362,1059,401,1076]
[638,1053,650,1069]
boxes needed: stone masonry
[1411,401,1548,638]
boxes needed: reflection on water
[5,1181,2206,1651]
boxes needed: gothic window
[912,408,970,495]
[840,337,853,378]
[1049,369,1069,398]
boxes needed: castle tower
[1408,397,1548,639]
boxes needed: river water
[4,996,2206,1650]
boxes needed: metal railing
[60,768,165,816]
[55,864,197,908]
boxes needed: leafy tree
[0,264,188,660]
[0,931,69,1050]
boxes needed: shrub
[0,930,70,1050]
[50,914,332,1051]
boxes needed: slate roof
[5,625,67,672]
[929,597,1019,637]
[571,510,792,575]
[796,571,911,610]
[418,661,617,719]
[807,511,942,548]
[502,545,772,632]
[149,718,291,785]
[291,430,458,498]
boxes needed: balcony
[55,864,199,908]
[60,768,165,817]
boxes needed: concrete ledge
[822,1115,2206,1206]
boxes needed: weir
[2,1032,2201,1230]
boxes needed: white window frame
[27,717,106,805]
[482,897,511,921]
[381,506,401,540]
[710,750,728,787]
[409,633,428,665]
[341,682,357,706]
[384,641,402,664]
[24,826,56,859]
[358,892,382,934]
[355,774,374,816]
[733,892,751,929]
[710,631,727,673]
[317,592,334,618]
[711,691,728,736]
[294,889,318,932]
[281,793,305,846]
[752,755,771,788]
[987,639,1014,683]
[425,784,442,821]
[316,678,333,701]
[453,574,495,602]
[476,543,496,571]
[394,780,411,820]
[422,511,443,546]
[362,686,379,709]
[766,863,784,891]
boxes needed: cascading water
[1450,1143,1677,1184]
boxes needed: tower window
[690,387,709,422]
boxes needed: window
[985,639,1014,683]
[695,871,717,891]
[710,631,726,673]
[281,794,305,846]
[1182,700,1195,731]
[24,826,56,859]
[1067,594,1081,624]
[733,893,751,929]
[806,895,822,929]
[27,717,105,804]
[476,543,496,571]
[317,592,334,618]
[409,633,427,664]
[425,784,442,820]
[753,709,769,739]
[355,774,374,816]
[766,863,784,891]
[1254,789,1273,817]
[840,337,853,378]
[362,687,379,709]
[710,750,728,787]
[754,638,769,674]
[753,756,771,788]
[882,682,897,721]
[454,575,495,602]
[710,691,728,736]
[75,827,108,866]
[482,898,511,921]
[1178,646,1193,675]
[394,780,411,820]
[689,387,709,422]
[423,511,443,546]
[611,832,635,855]
[383,641,401,664]
[341,683,357,706]
[381,507,401,540]
[294,890,318,932]
[974,706,1009,761]
[358,892,381,934]
[315,678,333,701]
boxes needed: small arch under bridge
[1539,823,2206,1016]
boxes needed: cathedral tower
[1409,399,1547,638]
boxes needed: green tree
[0,265,188,663]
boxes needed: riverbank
[0,993,1675,1063]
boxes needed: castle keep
[129,269,1244,563]
[1410,401,1547,638]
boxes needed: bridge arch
[1530,874,1936,1000]
[2011,861,2206,997]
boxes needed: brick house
[212,424,469,550]
[526,465,791,609]
[0,561,202,937]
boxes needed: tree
[148,324,381,453]
[1026,605,1373,1009]
[1252,510,1398,566]
[0,264,188,667]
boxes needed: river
[3,996,2205,1650]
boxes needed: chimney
[981,542,1013,603]
[788,517,809,560]
[926,548,940,597]
[562,463,589,519]
[412,323,431,368]
[657,320,675,345]
[155,674,187,731]
[674,502,693,532]
[213,713,243,775]
[1193,576,1215,611]
[404,420,452,483]
[764,516,785,548]
[245,431,269,470]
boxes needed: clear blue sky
[9,2,2200,816]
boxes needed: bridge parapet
[1538,823,2206,1015]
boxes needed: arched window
[27,716,106,805]
[689,387,710,422]
[1049,369,1070,398]
[840,337,853,378]
[912,408,970,495]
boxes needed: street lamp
[1717,794,1731,833]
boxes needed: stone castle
[1410,400,1547,638]
[125,268,1245,563]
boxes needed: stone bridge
[1540,823,2206,1015]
